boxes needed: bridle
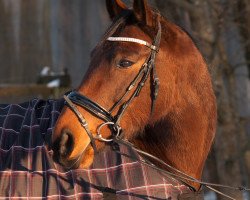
[64,18,162,152]
[62,15,249,200]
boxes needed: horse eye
[117,59,134,68]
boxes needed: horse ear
[133,0,153,26]
[106,0,127,20]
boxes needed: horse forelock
[90,7,162,59]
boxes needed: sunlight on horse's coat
[52,0,217,191]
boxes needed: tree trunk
[0,0,16,83]
[154,0,249,199]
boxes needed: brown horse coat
[53,0,217,192]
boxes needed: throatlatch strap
[151,18,161,113]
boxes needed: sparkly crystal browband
[107,37,158,51]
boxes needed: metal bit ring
[96,122,116,142]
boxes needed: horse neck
[132,117,205,190]
[131,18,216,189]
[132,95,216,189]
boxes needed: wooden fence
[0,84,69,104]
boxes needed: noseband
[64,19,162,151]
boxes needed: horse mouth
[53,144,92,170]
[52,130,79,169]
[57,156,81,169]
[57,155,82,169]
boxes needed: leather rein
[62,18,249,200]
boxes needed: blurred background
[0,0,249,199]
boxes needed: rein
[64,91,250,199]
[64,93,250,200]
[62,17,249,200]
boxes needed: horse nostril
[58,130,74,157]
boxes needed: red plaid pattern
[0,99,196,199]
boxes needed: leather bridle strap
[65,91,114,122]
[64,19,162,145]
[151,19,161,111]
[64,95,98,151]
[108,20,162,124]
[111,138,249,200]
[63,18,162,160]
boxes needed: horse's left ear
[133,0,153,26]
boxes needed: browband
[107,37,158,51]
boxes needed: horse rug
[0,99,202,199]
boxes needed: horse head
[52,0,217,190]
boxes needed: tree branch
[165,0,201,13]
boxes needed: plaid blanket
[0,99,200,200]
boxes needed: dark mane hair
[90,10,132,58]
[91,7,162,58]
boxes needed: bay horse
[52,0,217,191]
